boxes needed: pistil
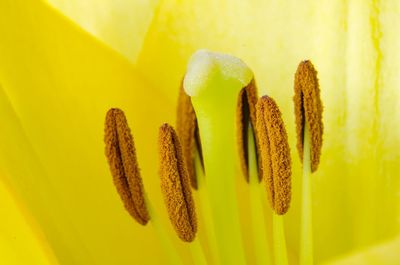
[184,49,252,265]
[194,150,220,264]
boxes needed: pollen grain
[176,83,202,189]
[104,108,150,225]
[256,96,292,215]
[294,60,323,172]
[237,79,262,182]
[159,123,197,242]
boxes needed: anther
[159,123,197,242]
[237,79,262,182]
[294,60,323,172]
[176,82,203,189]
[104,108,150,225]
[256,96,292,215]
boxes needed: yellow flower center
[104,50,322,265]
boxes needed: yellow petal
[323,237,400,265]
[0,0,177,264]
[45,0,160,62]
[0,178,58,265]
[136,0,400,262]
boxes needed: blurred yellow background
[0,0,399,264]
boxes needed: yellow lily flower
[0,0,399,265]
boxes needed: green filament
[189,238,208,265]
[273,214,289,265]
[248,124,272,265]
[300,125,313,265]
[145,196,183,265]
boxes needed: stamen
[294,60,323,172]
[104,108,150,225]
[295,60,323,265]
[176,82,203,189]
[236,79,262,182]
[159,123,197,242]
[256,96,292,215]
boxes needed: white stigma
[183,49,253,97]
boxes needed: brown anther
[294,60,323,172]
[256,96,292,215]
[104,108,150,225]
[159,123,197,242]
[237,79,262,182]
[176,83,203,189]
